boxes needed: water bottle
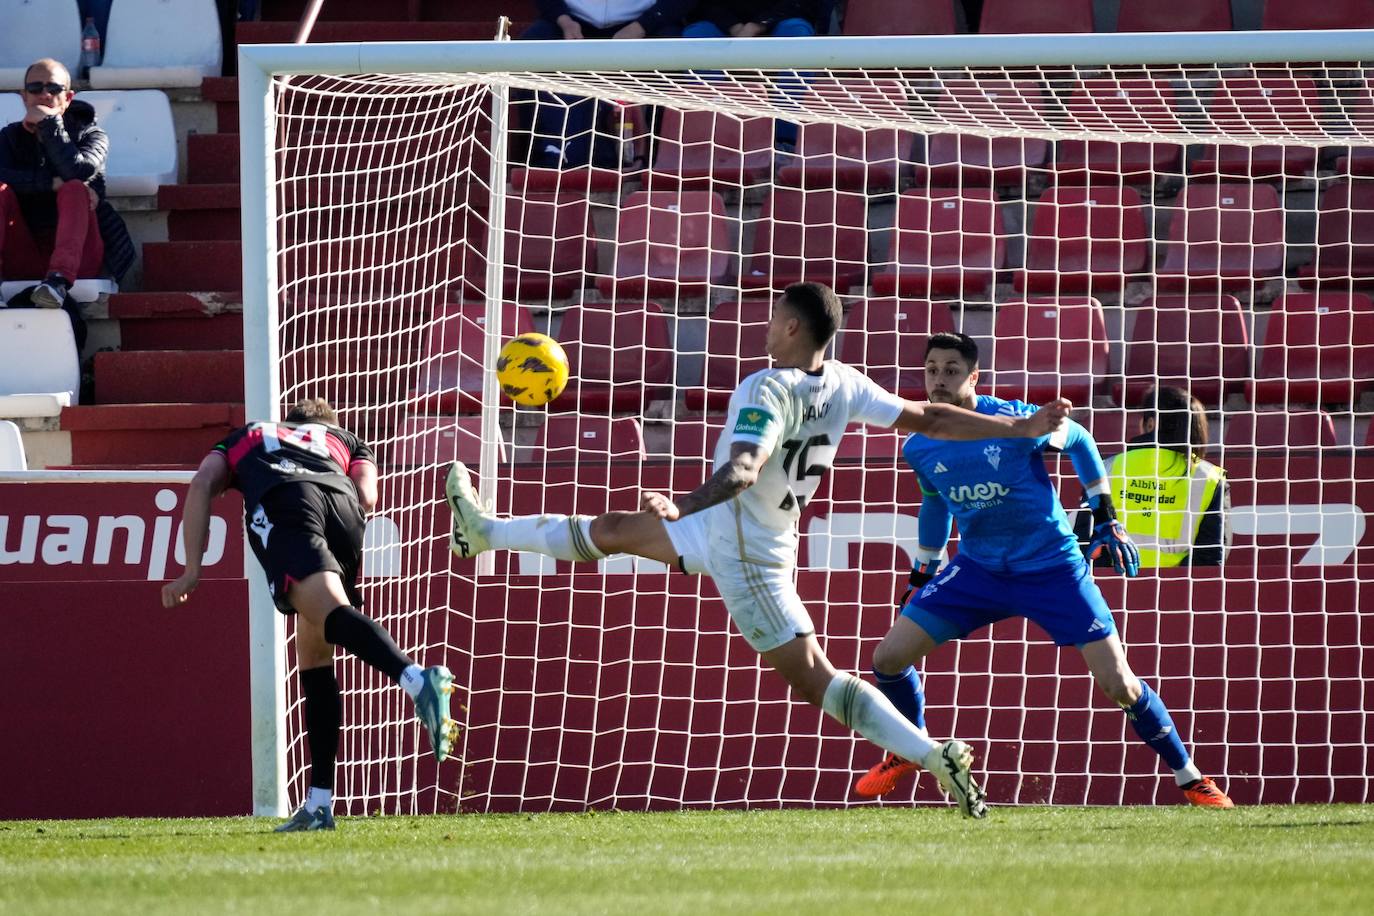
[79,18,102,81]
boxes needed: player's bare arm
[893,397,1072,439]
[350,460,378,513]
[640,441,769,521]
[160,452,230,608]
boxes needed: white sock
[304,786,332,813]
[1173,761,1203,786]
[399,664,425,699]
[822,672,938,763]
[486,514,607,562]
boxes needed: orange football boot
[1182,777,1235,808]
[854,752,919,798]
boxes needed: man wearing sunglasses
[0,58,133,309]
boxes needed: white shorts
[664,503,814,653]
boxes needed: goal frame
[237,28,1374,817]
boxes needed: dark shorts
[246,482,365,614]
[899,554,1117,647]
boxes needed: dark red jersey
[211,420,375,510]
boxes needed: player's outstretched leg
[414,665,459,763]
[446,461,608,562]
[855,753,920,799]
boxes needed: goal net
[240,33,1374,815]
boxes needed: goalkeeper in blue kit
[855,333,1234,808]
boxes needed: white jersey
[708,361,904,566]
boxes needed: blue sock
[873,666,925,730]
[1122,680,1190,771]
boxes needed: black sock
[322,605,413,681]
[300,666,341,792]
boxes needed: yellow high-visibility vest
[1108,447,1224,568]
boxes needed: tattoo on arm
[674,442,766,517]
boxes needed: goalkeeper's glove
[1087,493,1140,577]
[899,556,941,607]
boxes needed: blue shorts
[900,554,1116,647]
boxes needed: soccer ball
[495,333,570,407]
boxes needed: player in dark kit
[162,398,458,831]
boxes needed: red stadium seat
[1157,183,1285,292]
[391,416,497,468]
[833,423,908,463]
[1056,79,1184,184]
[1014,185,1150,294]
[501,194,596,301]
[665,417,720,463]
[650,109,775,188]
[1263,3,1373,29]
[1221,410,1339,451]
[1117,295,1251,409]
[1191,76,1322,180]
[560,301,674,412]
[684,300,772,412]
[1117,0,1232,31]
[740,188,869,293]
[978,0,1094,33]
[1076,408,1136,456]
[842,0,957,35]
[918,78,1051,187]
[872,188,1005,299]
[986,298,1109,405]
[778,78,916,190]
[1299,180,1374,288]
[595,191,731,298]
[839,298,957,399]
[412,303,534,414]
[509,167,623,194]
[537,415,646,461]
[1249,292,1374,406]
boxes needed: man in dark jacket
[0,59,134,308]
[520,1,691,169]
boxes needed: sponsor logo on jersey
[945,481,1011,509]
[275,458,302,474]
[1087,618,1106,632]
[250,504,274,547]
[933,462,949,474]
[984,444,1002,470]
[733,408,775,436]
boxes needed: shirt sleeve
[724,372,789,454]
[349,434,376,469]
[846,365,905,428]
[1186,473,1228,567]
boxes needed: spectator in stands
[1080,386,1230,567]
[521,1,691,168]
[0,59,134,308]
[681,1,832,149]
[682,0,829,39]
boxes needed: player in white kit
[445,282,1070,817]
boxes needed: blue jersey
[903,394,1105,575]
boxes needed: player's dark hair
[925,332,979,369]
[781,282,843,348]
[285,398,339,425]
[1142,385,1208,462]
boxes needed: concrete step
[141,241,242,291]
[94,350,245,404]
[160,183,242,241]
[201,76,239,133]
[119,313,244,351]
[188,132,240,184]
[62,403,245,465]
[108,290,242,319]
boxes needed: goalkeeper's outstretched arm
[893,397,1072,440]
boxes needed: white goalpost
[239,30,1374,816]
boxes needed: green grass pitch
[3,806,1372,915]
